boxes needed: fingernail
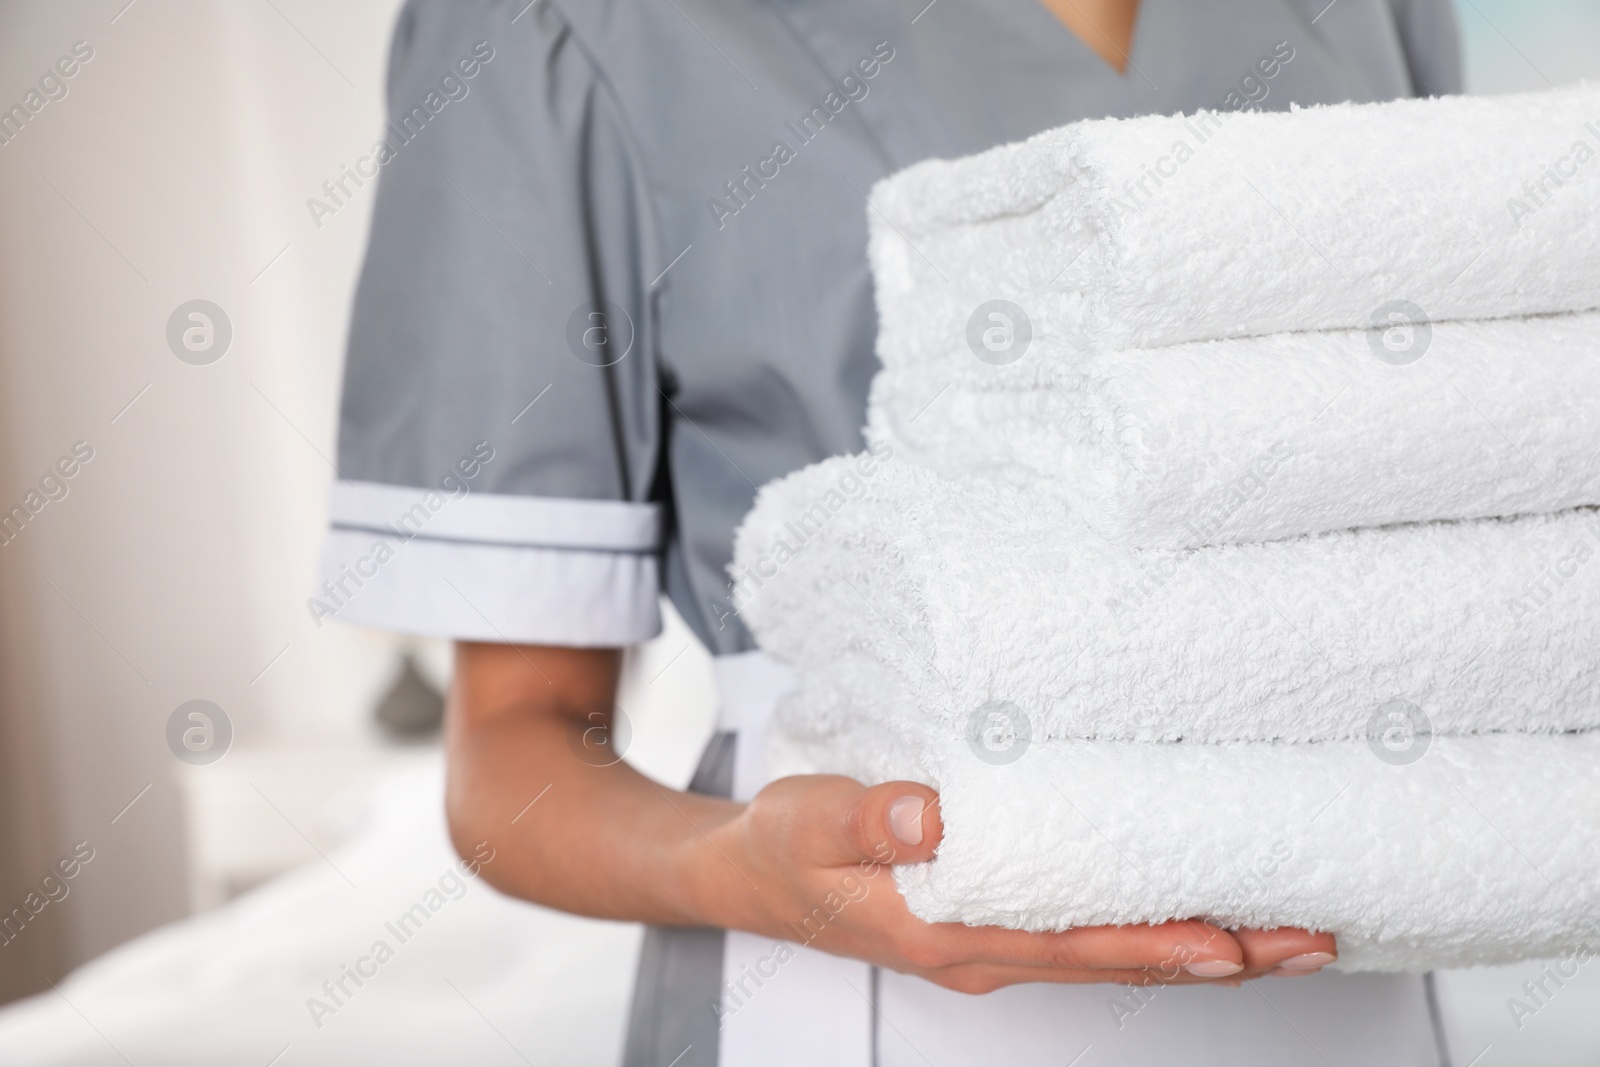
[889,797,924,845]
[1276,951,1335,972]
[1184,960,1243,977]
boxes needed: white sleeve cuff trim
[313,529,662,646]
[328,480,662,552]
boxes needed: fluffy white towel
[867,311,1600,548]
[731,455,1600,744]
[762,682,1600,972]
[869,86,1600,357]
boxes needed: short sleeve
[314,0,665,646]
[1389,0,1464,97]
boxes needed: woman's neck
[1036,0,1141,73]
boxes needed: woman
[319,0,1462,1062]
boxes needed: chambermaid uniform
[320,0,1463,1063]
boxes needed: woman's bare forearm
[445,642,1339,988]
[444,641,740,926]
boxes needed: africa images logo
[966,300,1032,366]
[965,700,1032,765]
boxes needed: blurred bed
[0,753,641,1067]
[0,608,720,1067]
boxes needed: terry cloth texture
[868,85,1600,356]
[733,457,1600,969]
[732,457,1600,745]
[760,685,1600,973]
[734,86,1600,974]
[867,310,1600,548]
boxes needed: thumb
[751,775,943,868]
[843,780,942,867]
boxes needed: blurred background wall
[0,0,412,1001]
[0,0,1596,1013]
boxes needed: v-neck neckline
[766,0,1166,170]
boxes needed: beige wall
[0,0,406,1000]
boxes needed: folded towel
[731,455,1600,743]
[869,85,1600,357]
[868,311,1600,548]
[763,681,1600,972]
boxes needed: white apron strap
[713,651,874,1067]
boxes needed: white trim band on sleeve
[328,479,663,552]
[313,529,662,647]
[317,483,663,644]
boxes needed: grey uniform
[320,0,1461,1062]
[322,0,1458,658]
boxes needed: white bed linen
[0,756,639,1067]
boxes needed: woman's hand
[446,641,1336,994]
[698,774,1337,991]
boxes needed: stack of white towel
[734,85,1600,971]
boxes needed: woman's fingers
[910,921,1336,982]
[1231,926,1338,975]
[907,961,1258,996]
[912,917,1244,975]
